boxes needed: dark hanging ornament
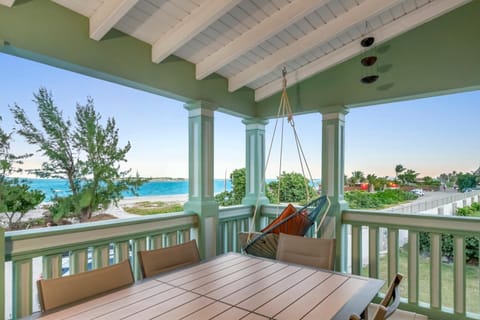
[360,36,375,47]
[361,75,379,84]
[361,56,377,67]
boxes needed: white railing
[217,205,253,253]
[3,198,480,319]
[3,212,198,319]
[343,209,480,320]
[383,190,480,214]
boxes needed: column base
[183,199,219,259]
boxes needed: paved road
[385,189,475,212]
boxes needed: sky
[1,52,479,180]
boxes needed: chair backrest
[380,273,404,319]
[275,233,336,270]
[350,304,388,320]
[138,239,201,278]
[37,259,134,312]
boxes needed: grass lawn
[123,201,184,215]
[364,248,480,314]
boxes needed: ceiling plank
[89,0,139,41]
[0,0,15,7]
[228,0,401,93]
[151,0,242,64]
[254,0,472,102]
[195,0,330,80]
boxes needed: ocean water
[22,178,233,202]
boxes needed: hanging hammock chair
[238,196,330,259]
[238,67,331,259]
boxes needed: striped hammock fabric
[239,196,329,259]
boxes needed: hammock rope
[245,67,322,244]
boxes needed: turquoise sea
[23,178,233,202]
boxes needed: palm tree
[395,164,405,179]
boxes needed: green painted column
[242,118,270,228]
[183,101,219,259]
[0,228,4,319]
[320,106,349,272]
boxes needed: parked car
[411,189,425,196]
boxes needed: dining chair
[350,304,388,320]
[37,259,134,312]
[372,273,404,319]
[275,232,336,270]
[353,273,404,320]
[138,239,201,278]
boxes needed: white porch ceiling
[4,0,472,102]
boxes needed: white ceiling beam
[195,0,330,80]
[0,0,15,7]
[228,0,401,93]
[89,0,139,41]
[254,0,472,102]
[152,0,242,64]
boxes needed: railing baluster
[150,234,165,250]
[12,259,32,318]
[132,238,146,280]
[430,233,441,309]
[387,228,399,285]
[369,226,379,278]
[92,245,109,269]
[454,235,466,315]
[226,221,234,252]
[114,241,129,263]
[351,225,361,275]
[235,220,242,252]
[182,229,190,242]
[408,231,419,304]
[42,254,62,279]
[70,249,88,274]
[167,232,177,246]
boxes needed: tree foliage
[0,116,44,229]
[419,202,480,264]
[266,171,317,204]
[344,189,417,209]
[397,169,419,184]
[456,173,477,192]
[215,168,246,206]
[347,170,366,186]
[215,169,317,206]
[11,88,146,221]
[395,164,406,179]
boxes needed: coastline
[119,194,188,205]
[20,194,190,223]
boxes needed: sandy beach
[14,194,190,224]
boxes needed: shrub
[345,189,416,209]
[420,202,480,264]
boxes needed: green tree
[11,89,80,193]
[267,171,317,203]
[398,169,419,184]
[347,170,365,186]
[395,164,406,182]
[0,116,44,229]
[11,88,145,221]
[456,173,476,192]
[366,173,377,192]
[215,168,246,206]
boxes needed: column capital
[318,105,349,117]
[242,117,269,129]
[184,100,217,117]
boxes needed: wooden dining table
[31,252,384,319]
